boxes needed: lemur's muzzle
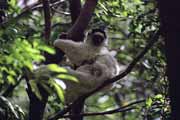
[92,32,104,46]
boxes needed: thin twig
[0,0,65,28]
[62,99,145,118]
[64,108,135,118]
[51,7,70,16]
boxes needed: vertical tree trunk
[69,98,85,120]
[67,1,98,120]
[157,0,180,119]
[27,84,49,120]
[68,1,84,120]
[67,0,98,41]
[28,1,51,120]
[69,0,82,24]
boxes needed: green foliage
[146,97,153,108]
[47,64,67,73]
[52,82,65,102]
[29,64,78,102]
[0,96,25,120]
[0,0,169,119]
[56,74,79,82]
[0,38,54,86]
[144,94,170,119]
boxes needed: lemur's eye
[92,34,103,41]
[92,34,104,46]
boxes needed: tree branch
[65,108,134,118]
[69,0,82,24]
[51,7,70,16]
[67,0,99,41]
[42,0,51,42]
[65,1,99,120]
[0,0,65,28]
[48,30,160,120]
[62,99,145,118]
[26,1,58,119]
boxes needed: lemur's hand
[58,32,68,39]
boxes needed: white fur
[54,32,120,103]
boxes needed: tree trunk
[157,0,180,119]
[69,0,82,24]
[66,1,98,120]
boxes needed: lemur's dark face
[91,32,105,46]
[86,28,107,46]
[86,31,105,47]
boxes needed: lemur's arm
[54,39,83,53]
[54,32,83,54]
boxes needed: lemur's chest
[68,45,99,66]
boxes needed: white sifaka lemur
[54,29,110,67]
[54,28,120,103]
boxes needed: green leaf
[7,75,16,85]
[134,0,142,4]
[99,2,108,12]
[1,67,9,73]
[39,45,55,54]
[154,94,164,102]
[0,96,19,119]
[122,11,128,17]
[47,64,68,73]
[7,70,17,76]
[14,105,25,119]
[53,82,64,102]
[9,0,17,7]
[56,74,79,82]
[24,61,33,71]
[32,40,39,48]
[154,94,163,99]
[146,98,153,108]
[29,80,42,100]
[40,82,53,94]
[32,54,45,62]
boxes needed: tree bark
[27,84,49,120]
[66,1,98,120]
[28,1,51,120]
[43,0,51,42]
[157,0,180,119]
[69,98,85,120]
[67,0,98,41]
[69,0,81,24]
